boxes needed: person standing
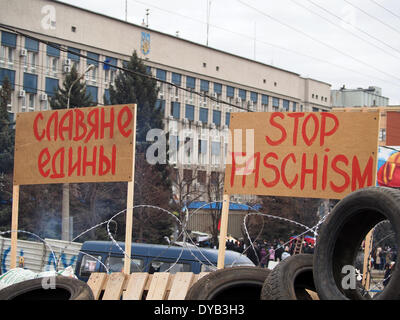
[260,247,268,268]
[281,246,291,260]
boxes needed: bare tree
[169,167,202,240]
[205,171,225,248]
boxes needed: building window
[27,93,35,112]
[211,141,221,165]
[261,94,269,105]
[197,170,206,184]
[250,92,258,103]
[293,102,297,111]
[214,83,222,96]
[156,68,166,81]
[272,97,279,108]
[104,56,117,84]
[312,107,319,112]
[156,99,165,116]
[283,99,290,112]
[171,101,180,119]
[24,38,39,73]
[46,43,60,76]
[0,31,16,69]
[213,110,221,127]
[86,52,99,82]
[199,107,208,123]
[198,139,207,165]
[226,86,235,98]
[23,72,38,95]
[200,79,209,92]
[171,73,181,86]
[0,68,16,89]
[68,47,80,70]
[225,112,230,127]
[186,76,195,89]
[238,89,246,100]
[185,104,194,121]
[86,85,98,104]
[45,77,59,97]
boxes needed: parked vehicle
[75,241,254,281]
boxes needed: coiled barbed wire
[2,200,393,296]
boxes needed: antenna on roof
[125,0,127,21]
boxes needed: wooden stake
[123,105,137,275]
[217,194,230,269]
[10,184,20,269]
[362,229,373,290]
[361,115,380,291]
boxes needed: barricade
[87,272,209,300]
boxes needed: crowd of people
[371,246,397,270]
[225,238,315,267]
[370,245,397,288]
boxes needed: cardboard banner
[224,112,380,199]
[13,104,135,185]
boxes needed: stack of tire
[0,277,94,300]
[186,187,400,300]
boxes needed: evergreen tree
[0,77,14,174]
[108,50,163,149]
[108,50,173,244]
[0,77,14,232]
[50,65,93,109]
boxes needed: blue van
[75,241,255,281]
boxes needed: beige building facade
[0,0,332,190]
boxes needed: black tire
[185,267,270,300]
[261,254,317,300]
[313,186,400,300]
[0,276,94,300]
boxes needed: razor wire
[1,199,394,297]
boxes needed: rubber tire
[0,276,94,300]
[313,186,400,300]
[261,254,317,300]
[185,266,271,300]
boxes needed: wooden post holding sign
[124,106,137,275]
[11,104,137,271]
[217,111,380,269]
[217,194,230,269]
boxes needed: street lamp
[67,64,94,109]
[61,64,94,241]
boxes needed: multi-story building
[331,85,389,108]
[0,0,332,198]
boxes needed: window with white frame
[46,55,59,76]
[27,93,35,112]
[198,139,207,165]
[0,45,14,69]
[211,141,221,165]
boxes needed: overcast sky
[58,0,400,105]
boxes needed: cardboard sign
[13,104,135,185]
[224,112,380,199]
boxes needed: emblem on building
[141,32,150,55]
